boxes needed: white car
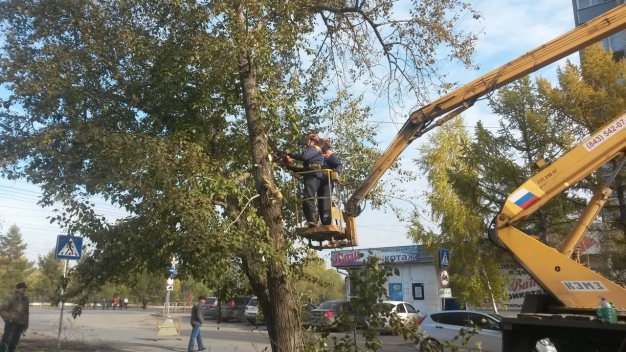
[416,310,556,352]
[373,301,423,334]
[244,297,259,324]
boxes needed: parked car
[243,299,315,326]
[308,300,355,331]
[244,297,260,325]
[416,310,557,352]
[373,301,423,334]
[220,296,252,323]
[202,297,219,319]
[301,303,318,327]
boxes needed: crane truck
[291,3,626,351]
[495,110,626,351]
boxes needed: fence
[28,294,82,308]
[162,301,192,313]
[28,296,193,311]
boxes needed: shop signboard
[331,245,420,267]
[481,262,545,310]
[438,288,452,298]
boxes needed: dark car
[308,300,355,331]
[202,297,219,319]
[220,296,252,323]
[301,303,318,327]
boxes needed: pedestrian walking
[0,282,29,352]
[188,295,206,352]
[112,297,118,310]
[123,297,128,310]
[102,298,106,310]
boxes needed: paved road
[21,308,417,351]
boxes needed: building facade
[572,0,625,57]
[330,245,443,314]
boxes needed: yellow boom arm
[496,112,626,309]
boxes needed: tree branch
[255,9,281,31]
[313,3,421,94]
[84,88,156,115]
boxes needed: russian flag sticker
[509,188,541,210]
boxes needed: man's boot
[320,210,331,226]
[305,212,319,228]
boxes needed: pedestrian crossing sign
[56,235,83,260]
[439,249,450,268]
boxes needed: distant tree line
[0,224,345,307]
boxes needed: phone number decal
[583,118,626,151]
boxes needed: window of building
[412,283,424,300]
[578,0,612,9]
[601,32,624,57]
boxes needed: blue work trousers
[302,175,320,223]
[317,177,333,225]
[188,324,204,351]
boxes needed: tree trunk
[238,43,304,352]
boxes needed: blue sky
[0,0,581,261]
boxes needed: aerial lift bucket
[292,169,358,250]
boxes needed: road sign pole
[164,287,171,317]
[57,259,68,351]
[163,258,176,317]
[54,235,82,352]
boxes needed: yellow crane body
[496,112,626,310]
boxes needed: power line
[0,184,129,211]
[0,200,128,219]
[0,205,67,213]
[454,0,485,28]
[14,225,59,232]
[357,224,407,234]
[0,185,108,209]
